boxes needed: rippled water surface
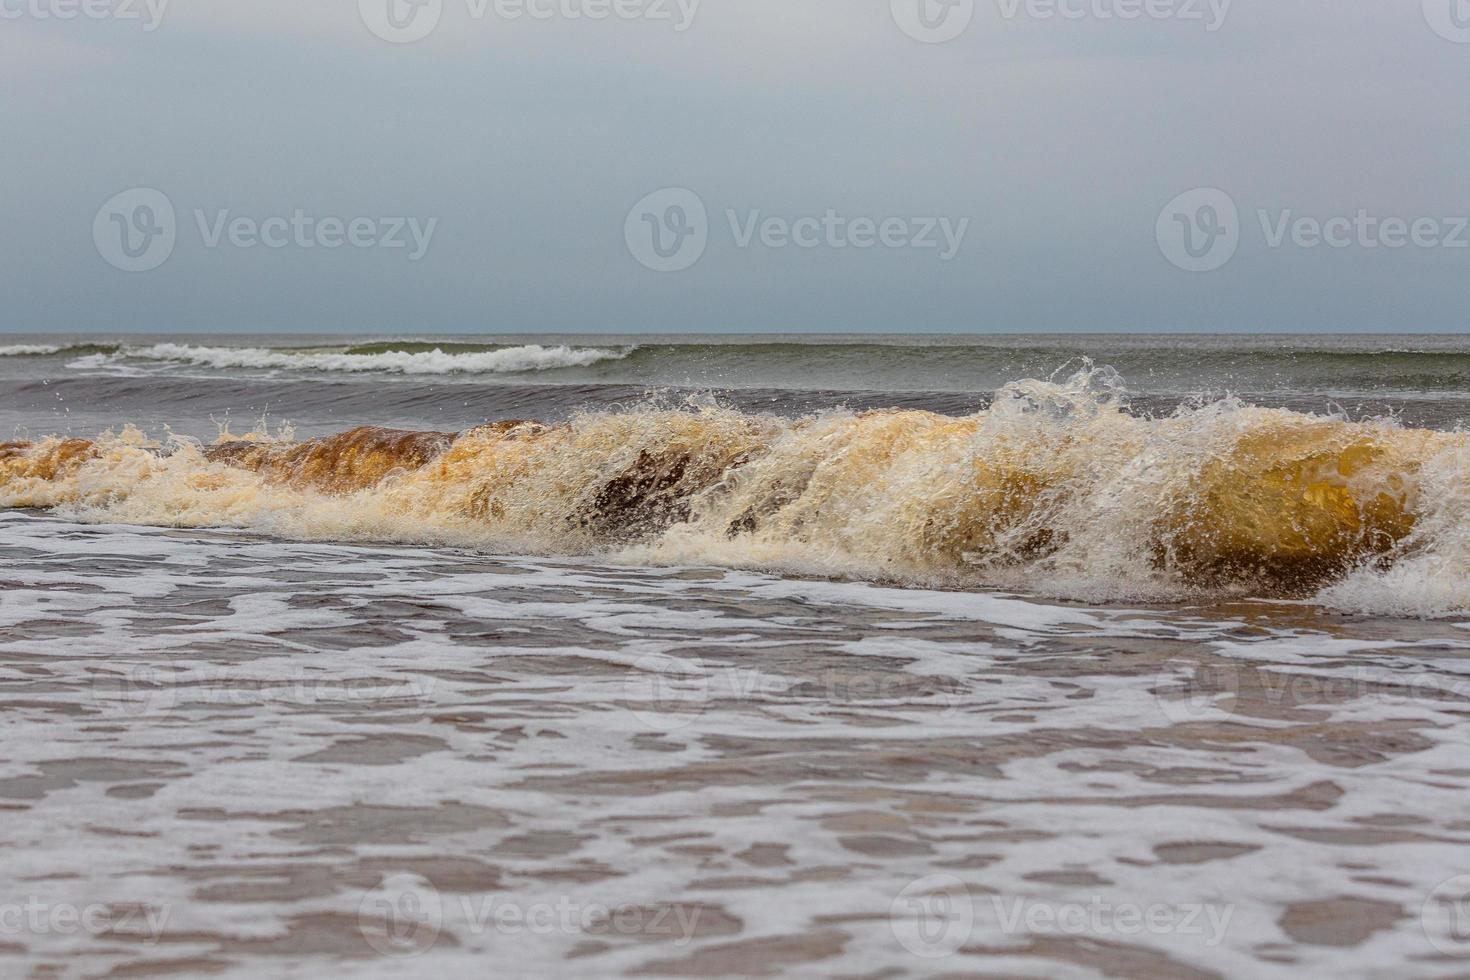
[4,513,1470,978]
[7,333,1470,436]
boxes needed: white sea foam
[1317,443,1470,618]
[116,343,632,375]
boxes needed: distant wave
[29,339,1470,399]
[119,343,633,375]
[0,344,123,358]
[0,345,63,357]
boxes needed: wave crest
[0,345,63,357]
[0,344,120,358]
[109,343,633,375]
[2,367,1466,616]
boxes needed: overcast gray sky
[2,0,1468,333]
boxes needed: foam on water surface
[3,513,1470,977]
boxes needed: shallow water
[4,512,1470,977]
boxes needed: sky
[2,0,1468,334]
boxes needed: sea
[2,333,1470,978]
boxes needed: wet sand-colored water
[3,512,1470,977]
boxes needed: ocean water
[4,334,1470,978]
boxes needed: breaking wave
[2,366,1467,617]
[0,344,118,358]
[0,345,62,357]
[108,343,633,375]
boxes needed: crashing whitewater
[2,368,1467,617]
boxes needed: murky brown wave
[3,367,1469,614]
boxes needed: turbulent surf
[2,365,1465,616]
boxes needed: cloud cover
[2,0,1467,333]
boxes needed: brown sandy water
[3,512,1470,978]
